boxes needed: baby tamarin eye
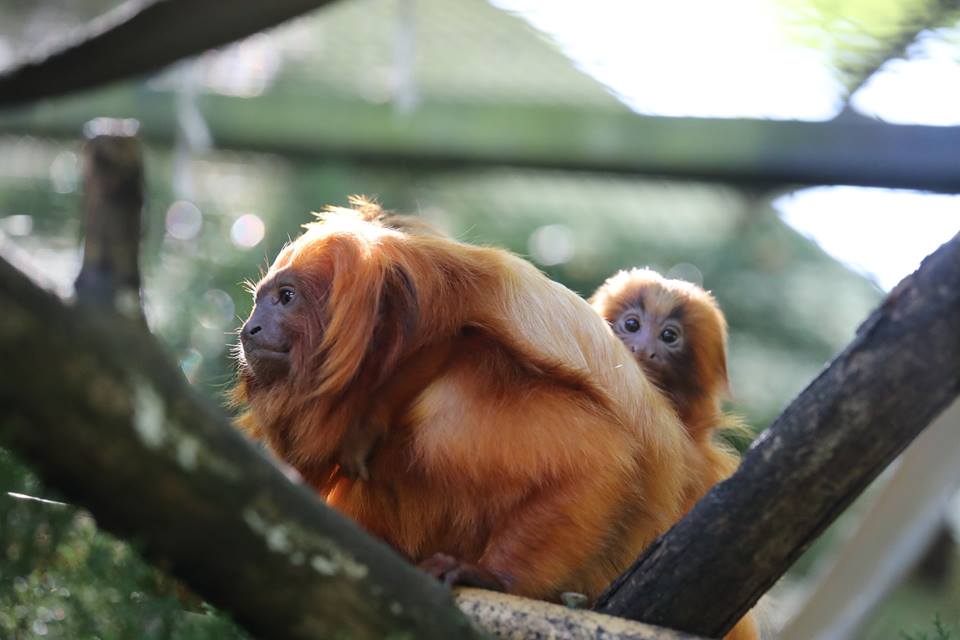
[624,316,640,332]
[660,327,679,344]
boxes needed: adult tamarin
[233,199,691,601]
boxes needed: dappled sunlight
[493,0,842,119]
[852,27,960,125]
[202,34,284,99]
[776,187,960,290]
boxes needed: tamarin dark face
[590,268,729,417]
[611,297,687,387]
[240,276,298,385]
[239,254,326,387]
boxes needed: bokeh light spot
[0,214,34,237]
[49,151,79,194]
[230,213,266,249]
[666,262,704,287]
[165,201,203,240]
[179,348,203,384]
[198,289,236,329]
[528,224,575,266]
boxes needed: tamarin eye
[279,287,296,305]
[660,327,679,344]
[624,317,640,333]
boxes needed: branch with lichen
[0,243,488,640]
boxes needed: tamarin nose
[647,351,657,360]
[242,323,262,341]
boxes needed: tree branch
[74,119,145,321]
[5,89,960,193]
[0,0,340,107]
[455,589,698,639]
[595,233,960,637]
[0,247,483,640]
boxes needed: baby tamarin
[590,268,759,640]
[589,268,744,506]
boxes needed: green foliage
[901,614,955,640]
[862,564,960,640]
[0,452,249,640]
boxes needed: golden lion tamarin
[591,268,757,640]
[589,267,745,504]
[234,198,690,600]
[590,268,733,440]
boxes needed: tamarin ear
[316,239,386,396]
[367,264,419,386]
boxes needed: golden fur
[233,199,693,601]
[590,268,757,639]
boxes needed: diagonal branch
[0,0,340,107]
[0,245,482,640]
[841,0,960,105]
[595,233,960,637]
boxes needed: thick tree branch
[595,233,960,637]
[0,248,483,640]
[0,0,339,107]
[5,89,960,193]
[74,119,145,321]
[455,589,697,639]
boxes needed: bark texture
[457,589,699,639]
[74,121,145,321]
[595,233,960,637]
[0,250,483,640]
[0,0,339,106]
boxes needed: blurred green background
[1,0,958,638]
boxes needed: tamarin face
[611,297,687,386]
[238,234,338,389]
[240,275,300,385]
[590,268,729,406]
